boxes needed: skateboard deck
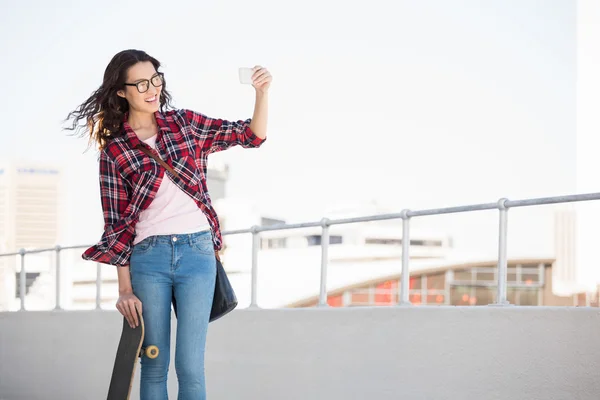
[107,308,159,400]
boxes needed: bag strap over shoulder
[135,144,180,179]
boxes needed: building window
[476,271,495,282]
[453,270,472,282]
[350,290,370,305]
[409,239,443,247]
[409,276,422,290]
[517,289,539,306]
[307,235,321,246]
[451,266,543,287]
[261,238,287,249]
[427,273,445,290]
[330,235,343,245]
[365,238,402,245]
[451,286,474,305]
[521,271,539,286]
[306,235,343,246]
[474,287,495,305]
[364,238,443,247]
[427,294,446,305]
[409,293,422,305]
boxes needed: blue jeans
[130,230,216,400]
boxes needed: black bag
[209,255,238,322]
[171,255,238,322]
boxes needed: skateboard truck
[140,345,159,359]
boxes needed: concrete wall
[1,307,599,400]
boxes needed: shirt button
[173,237,178,242]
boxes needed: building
[293,258,600,308]
[211,200,599,309]
[0,164,62,311]
[0,164,61,250]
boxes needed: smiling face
[117,61,163,114]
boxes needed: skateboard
[107,308,159,400]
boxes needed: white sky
[0,0,576,259]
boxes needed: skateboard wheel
[146,345,159,359]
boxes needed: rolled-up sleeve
[183,109,266,154]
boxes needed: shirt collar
[122,111,170,148]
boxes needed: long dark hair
[65,49,174,151]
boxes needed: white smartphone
[238,67,254,85]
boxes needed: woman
[66,49,270,399]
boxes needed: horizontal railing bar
[408,203,498,217]
[3,191,600,257]
[222,221,323,235]
[506,192,600,207]
[255,221,322,232]
[57,245,90,251]
[0,245,90,258]
[14,248,54,255]
[221,228,253,235]
[328,213,406,225]
[224,192,600,235]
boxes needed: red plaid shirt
[82,109,266,267]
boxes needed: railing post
[318,218,331,307]
[19,248,26,311]
[96,262,102,310]
[54,245,62,311]
[250,226,260,308]
[495,198,510,305]
[399,210,412,306]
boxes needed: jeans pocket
[132,236,154,255]
[191,236,214,255]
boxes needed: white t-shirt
[133,134,211,245]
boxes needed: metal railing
[2,192,599,311]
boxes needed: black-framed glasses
[124,73,164,93]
